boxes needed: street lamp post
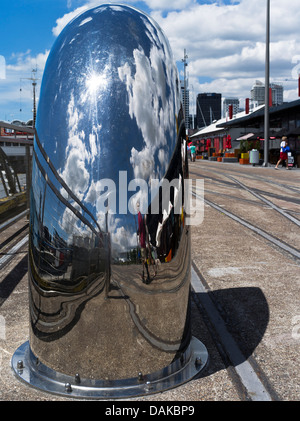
[264,0,270,167]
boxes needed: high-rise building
[251,80,284,106]
[188,114,197,131]
[251,80,265,105]
[270,83,284,106]
[223,98,240,118]
[196,93,222,128]
[180,80,190,129]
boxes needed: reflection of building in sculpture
[29,136,106,291]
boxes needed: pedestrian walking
[275,136,289,169]
[190,144,196,162]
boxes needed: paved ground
[0,160,299,401]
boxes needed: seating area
[195,149,262,165]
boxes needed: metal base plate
[11,337,208,399]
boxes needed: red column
[245,98,249,114]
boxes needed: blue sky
[1,0,300,122]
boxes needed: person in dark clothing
[137,205,150,284]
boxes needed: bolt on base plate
[11,337,208,399]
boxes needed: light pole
[264,0,270,167]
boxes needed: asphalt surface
[0,160,299,402]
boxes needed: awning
[236,133,255,141]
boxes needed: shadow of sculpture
[191,287,269,375]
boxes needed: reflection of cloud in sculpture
[79,16,93,27]
[117,12,180,184]
[93,5,125,14]
[118,44,176,181]
[129,146,155,181]
[111,225,138,258]
[58,203,92,242]
[60,148,90,200]
[59,94,90,200]
[56,93,104,241]
[86,179,117,220]
[85,179,98,205]
[58,91,103,206]
[96,213,137,258]
[50,5,183,260]
[109,6,126,13]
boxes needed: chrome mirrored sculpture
[12,4,208,398]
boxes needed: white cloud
[52,0,197,37]
[0,50,49,120]
[143,0,196,10]
[3,0,300,121]
[150,0,300,103]
[50,0,300,106]
[52,5,90,36]
[0,55,6,80]
[52,0,128,36]
[6,50,49,73]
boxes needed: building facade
[180,80,190,130]
[251,80,284,106]
[196,93,222,129]
[223,98,240,118]
[190,99,300,166]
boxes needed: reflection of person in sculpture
[137,203,150,284]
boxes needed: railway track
[190,163,300,262]
[189,169,300,207]
[192,190,300,261]
[190,162,300,194]
[188,161,300,401]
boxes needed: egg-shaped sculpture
[12,4,208,398]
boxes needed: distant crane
[196,97,207,128]
[20,68,39,128]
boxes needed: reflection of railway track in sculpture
[0,210,29,270]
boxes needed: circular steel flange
[11,337,208,399]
